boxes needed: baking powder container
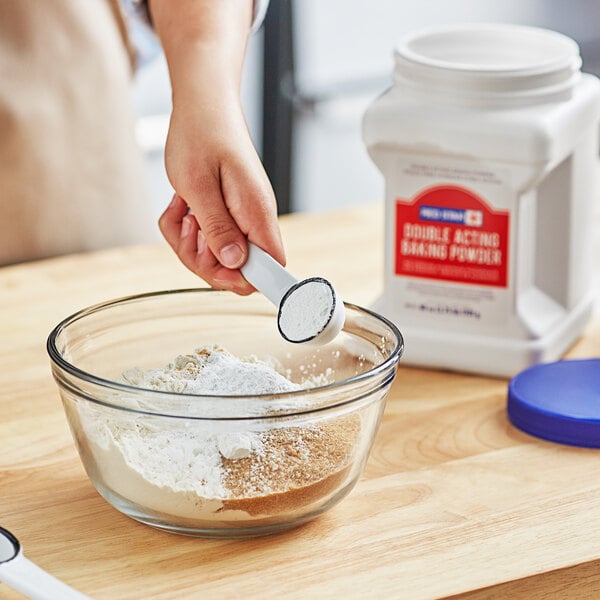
[363,24,600,377]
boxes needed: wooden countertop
[1,203,599,599]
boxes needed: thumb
[189,187,248,270]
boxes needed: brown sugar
[220,414,361,517]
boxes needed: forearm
[148,0,253,109]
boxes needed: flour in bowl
[119,345,301,396]
[79,345,360,524]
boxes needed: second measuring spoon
[240,242,345,345]
[0,526,91,600]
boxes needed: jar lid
[394,24,582,104]
[507,358,600,448]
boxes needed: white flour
[279,279,334,342]
[120,345,299,396]
[119,345,302,460]
[79,345,327,520]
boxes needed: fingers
[159,194,254,294]
[158,194,188,253]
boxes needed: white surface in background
[291,0,600,213]
[292,0,600,94]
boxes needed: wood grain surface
[1,203,599,599]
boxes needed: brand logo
[419,205,483,227]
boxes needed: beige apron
[0,0,157,265]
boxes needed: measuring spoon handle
[240,243,297,307]
[0,553,91,600]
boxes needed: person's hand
[158,101,284,295]
[149,0,285,294]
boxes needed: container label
[395,185,509,287]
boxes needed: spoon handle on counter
[0,553,91,600]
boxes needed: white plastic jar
[363,24,600,377]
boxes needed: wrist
[169,65,244,125]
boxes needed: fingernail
[219,243,244,268]
[197,230,206,254]
[181,216,193,238]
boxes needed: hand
[158,102,284,295]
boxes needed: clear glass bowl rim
[46,288,404,417]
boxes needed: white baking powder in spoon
[241,244,346,345]
[278,278,337,343]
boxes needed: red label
[395,185,509,287]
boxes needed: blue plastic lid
[507,358,600,448]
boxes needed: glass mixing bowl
[47,289,403,538]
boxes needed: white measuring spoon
[241,242,345,345]
[0,527,91,600]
